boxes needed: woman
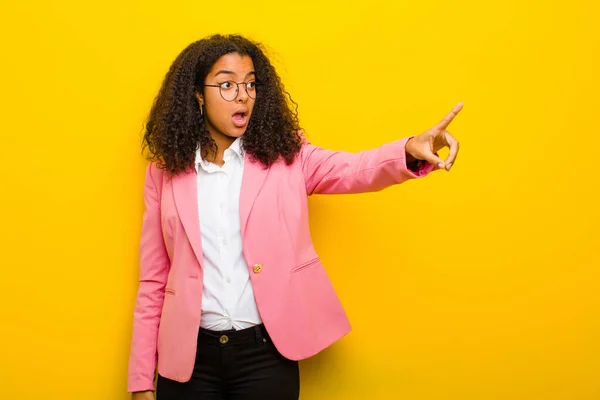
[128,34,461,400]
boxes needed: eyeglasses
[204,80,257,102]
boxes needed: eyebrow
[213,70,256,79]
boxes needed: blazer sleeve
[127,163,170,393]
[300,136,437,195]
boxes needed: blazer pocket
[291,257,320,274]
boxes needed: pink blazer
[127,136,435,392]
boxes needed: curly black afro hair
[142,34,304,175]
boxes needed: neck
[207,132,236,166]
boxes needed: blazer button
[253,264,263,274]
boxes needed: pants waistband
[198,324,269,346]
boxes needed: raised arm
[301,102,463,195]
[301,137,436,195]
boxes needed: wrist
[405,137,420,169]
[405,137,418,160]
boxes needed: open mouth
[232,111,249,127]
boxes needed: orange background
[1,0,599,399]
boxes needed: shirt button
[221,238,227,246]
[226,277,231,283]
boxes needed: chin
[226,127,247,138]
[225,132,245,139]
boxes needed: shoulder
[296,130,318,161]
[147,161,163,175]
[144,161,167,189]
[146,161,162,177]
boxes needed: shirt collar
[195,137,244,168]
[227,137,244,159]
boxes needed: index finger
[436,102,464,130]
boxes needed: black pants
[156,324,300,400]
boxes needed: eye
[246,81,257,90]
[219,81,235,90]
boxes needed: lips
[232,109,249,128]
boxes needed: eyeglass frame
[203,80,258,102]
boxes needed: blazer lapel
[240,155,269,236]
[172,169,204,266]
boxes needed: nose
[235,83,249,103]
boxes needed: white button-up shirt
[194,138,262,331]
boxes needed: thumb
[421,150,446,169]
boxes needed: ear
[194,90,204,106]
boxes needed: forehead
[208,53,255,77]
